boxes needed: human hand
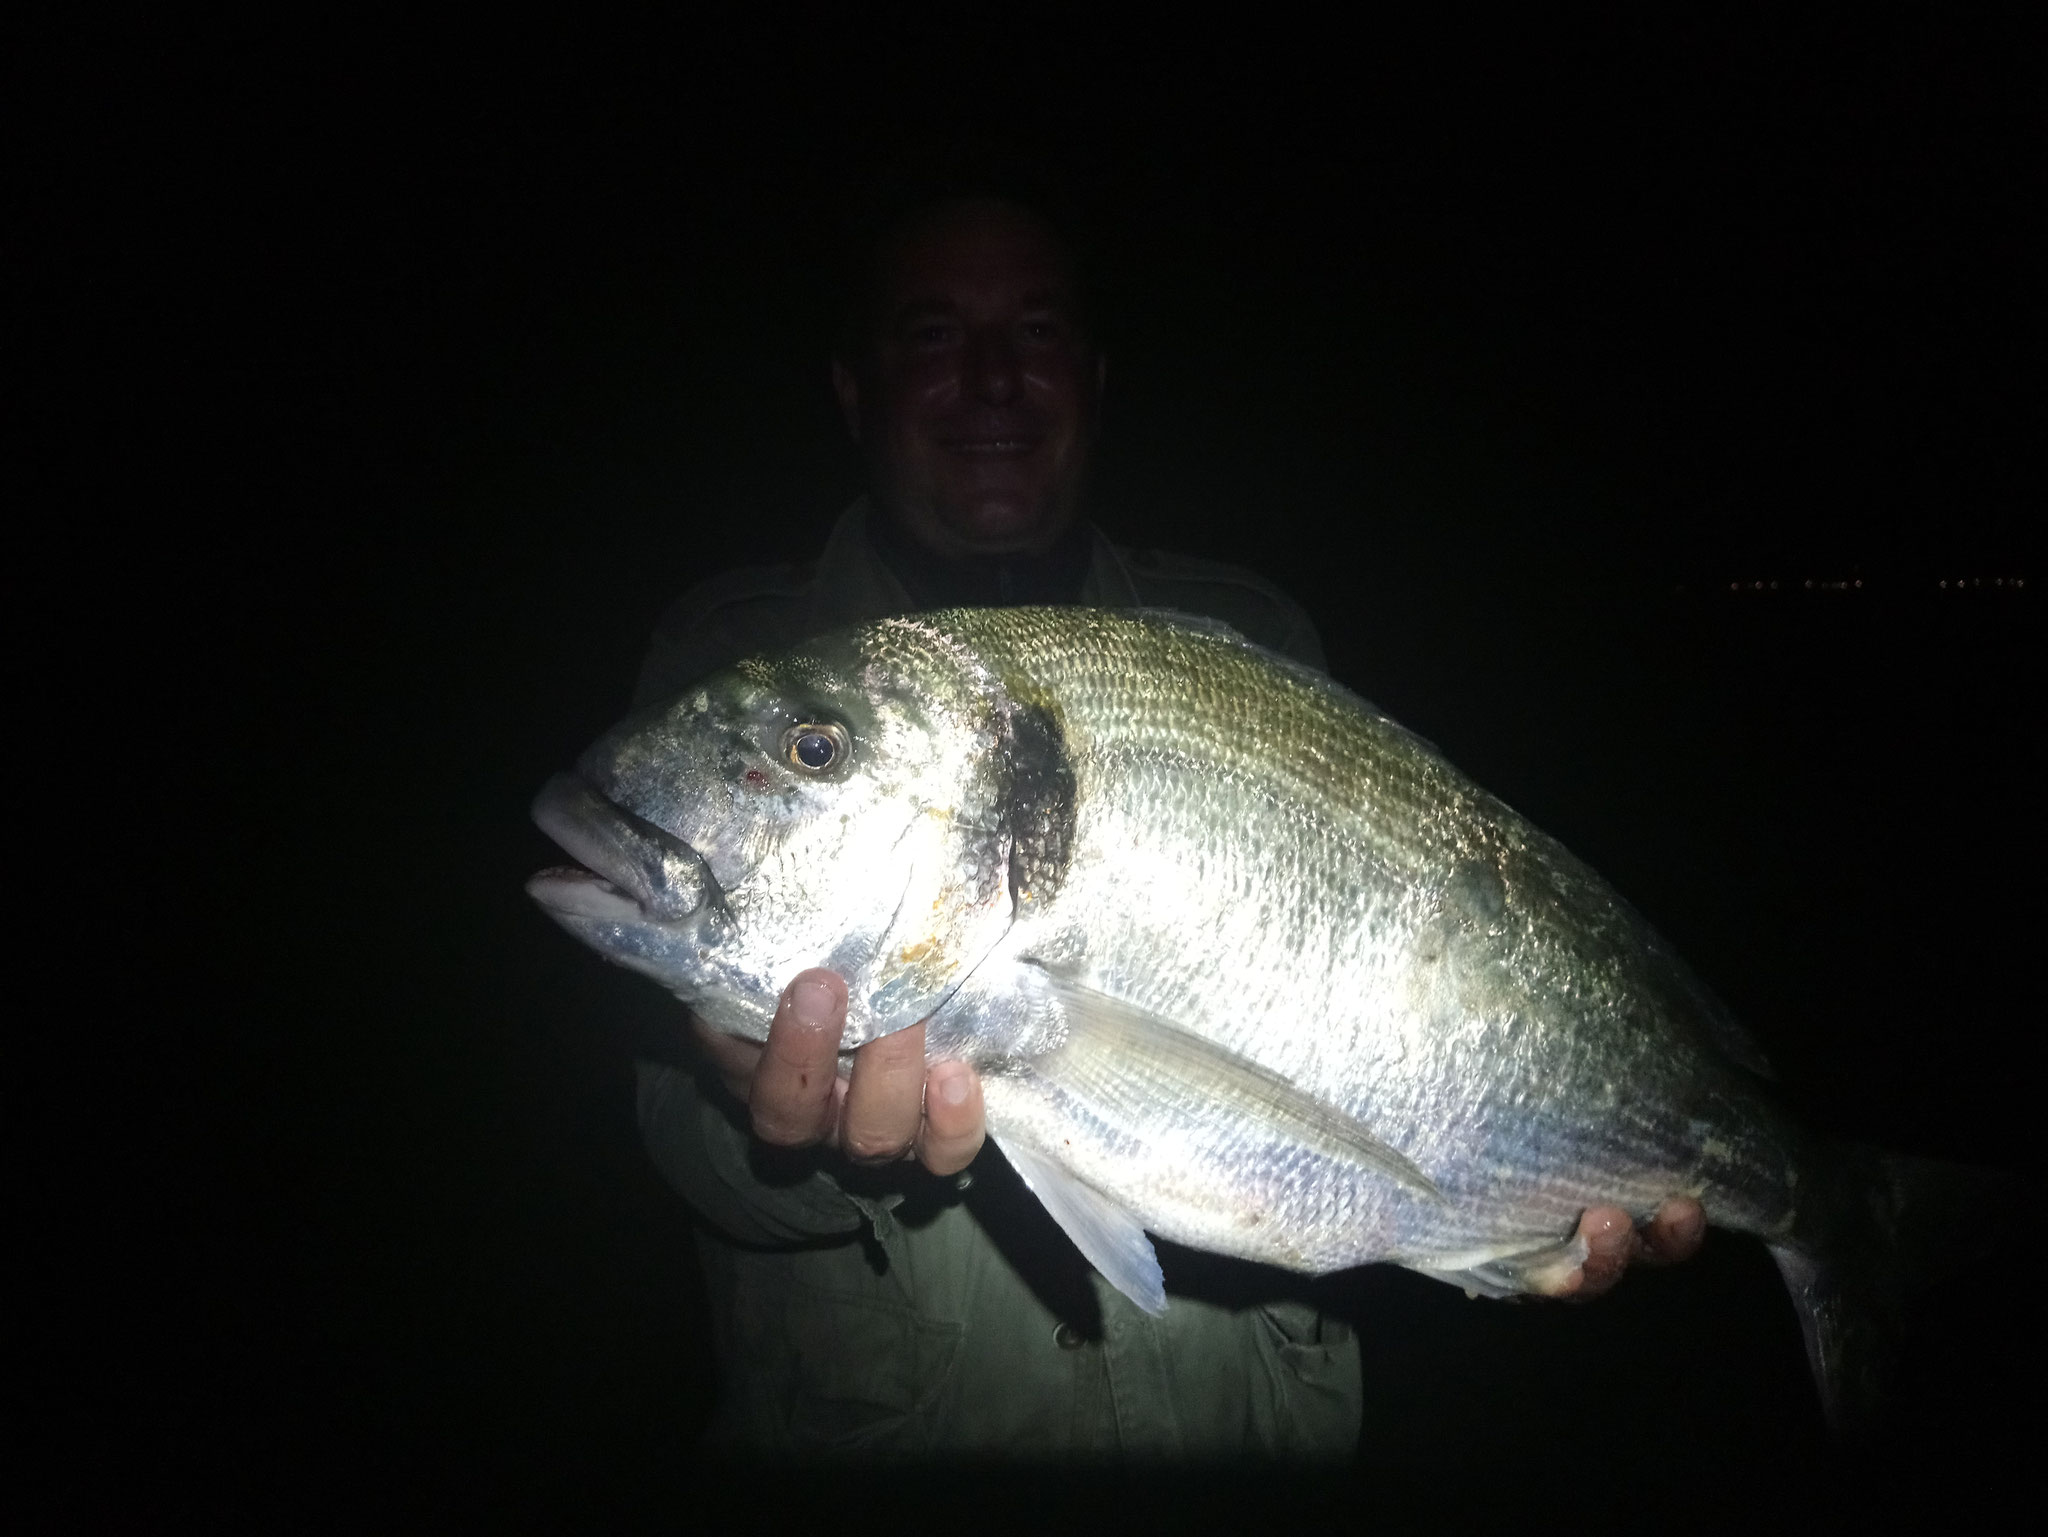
[691,967,986,1176]
[1554,1198,1707,1300]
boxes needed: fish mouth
[527,772,718,926]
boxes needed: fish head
[528,616,1033,1047]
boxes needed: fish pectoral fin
[998,1136,1167,1316]
[1037,975,1445,1204]
[1411,1233,1592,1298]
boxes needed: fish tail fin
[1766,1241,1894,1436]
[1771,1143,2009,1435]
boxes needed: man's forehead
[874,200,1079,313]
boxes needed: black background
[20,9,2039,1527]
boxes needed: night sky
[27,11,2039,1525]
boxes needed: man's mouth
[933,431,1045,456]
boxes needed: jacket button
[1052,1322,1086,1350]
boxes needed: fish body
[529,607,1919,1422]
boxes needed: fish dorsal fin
[998,1138,1167,1315]
[1128,608,1250,645]
[1036,974,1444,1204]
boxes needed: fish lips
[527,772,719,927]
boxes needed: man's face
[834,199,1105,559]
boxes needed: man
[629,169,1704,1460]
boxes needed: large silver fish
[527,607,1939,1425]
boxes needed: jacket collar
[815,497,1140,613]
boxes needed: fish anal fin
[1412,1233,1591,1298]
[999,1137,1167,1315]
[1037,973,1444,1204]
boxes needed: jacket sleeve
[635,1061,867,1246]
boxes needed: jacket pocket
[1255,1302,1363,1460]
[766,1272,964,1458]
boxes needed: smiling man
[839,196,1103,562]
[627,153,1701,1462]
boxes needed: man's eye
[910,323,957,345]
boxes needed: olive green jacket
[631,501,1360,1462]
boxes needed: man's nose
[964,328,1021,404]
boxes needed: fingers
[843,1029,985,1174]
[843,1034,986,1173]
[748,970,847,1146]
[842,1022,930,1163]
[1562,1198,1707,1300]
[1638,1196,1706,1266]
[1570,1205,1638,1299]
[916,1059,986,1176]
[730,967,986,1178]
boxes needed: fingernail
[790,976,837,1024]
[934,1065,970,1107]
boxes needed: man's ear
[831,358,862,446]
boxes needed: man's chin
[932,498,1071,556]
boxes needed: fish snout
[528,772,716,923]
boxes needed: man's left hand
[1558,1199,1706,1300]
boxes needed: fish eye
[781,722,849,773]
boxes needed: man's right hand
[692,968,986,1177]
